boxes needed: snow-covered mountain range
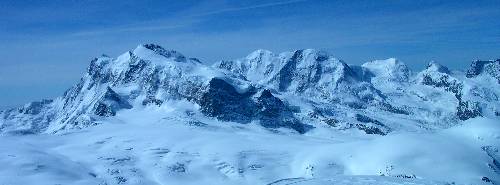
[0,44,499,185]
[1,44,498,135]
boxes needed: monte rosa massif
[0,44,499,185]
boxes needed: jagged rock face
[416,61,488,121]
[1,44,499,135]
[93,87,132,117]
[418,70,484,121]
[456,100,482,120]
[142,44,187,62]
[426,61,450,74]
[256,90,312,134]
[354,114,391,135]
[466,59,500,83]
[198,78,312,133]
[199,78,258,123]
[418,63,463,99]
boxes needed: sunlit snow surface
[1,102,498,185]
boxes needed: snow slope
[0,104,498,185]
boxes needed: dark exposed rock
[356,114,381,125]
[467,60,495,77]
[481,146,500,174]
[466,59,500,83]
[169,162,186,173]
[123,56,148,83]
[199,79,312,133]
[456,100,481,120]
[426,61,450,74]
[379,102,410,115]
[277,50,303,91]
[394,174,417,179]
[418,69,485,121]
[199,78,258,123]
[323,118,339,127]
[481,176,492,184]
[142,44,186,62]
[189,57,202,63]
[87,57,113,86]
[142,96,163,106]
[115,176,127,184]
[421,74,463,99]
[215,60,236,71]
[355,114,390,135]
[94,87,132,117]
[256,89,313,134]
[94,103,115,117]
[355,124,387,136]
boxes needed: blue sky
[1,0,500,108]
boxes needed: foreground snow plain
[1,101,498,185]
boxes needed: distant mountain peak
[425,61,450,74]
[466,59,500,83]
[362,58,410,83]
[246,49,274,58]
[134,44,186,62]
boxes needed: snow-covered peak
[425,61,450,74]
[416,61,452,83]
[212,49,281,83]
[416,60,458,89]
[292,49,333,66]
[362,58,410,83]
[246,49,274,60]
[133,44,187,63]
[466,59,500,83]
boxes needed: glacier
[0,44,499,185]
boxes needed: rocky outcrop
[94,87,132,117]
[199,78,312,133]
[199,78,258,123]
[256,90,312,134]
[456,100,482,121]
[354,114,391,135]
[466,59,500,83]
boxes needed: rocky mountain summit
[1,44,499,135]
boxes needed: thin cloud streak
[70,24,188,37]
[67,0,309,37]
[189,0,308,17]
[68,18,201,37]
